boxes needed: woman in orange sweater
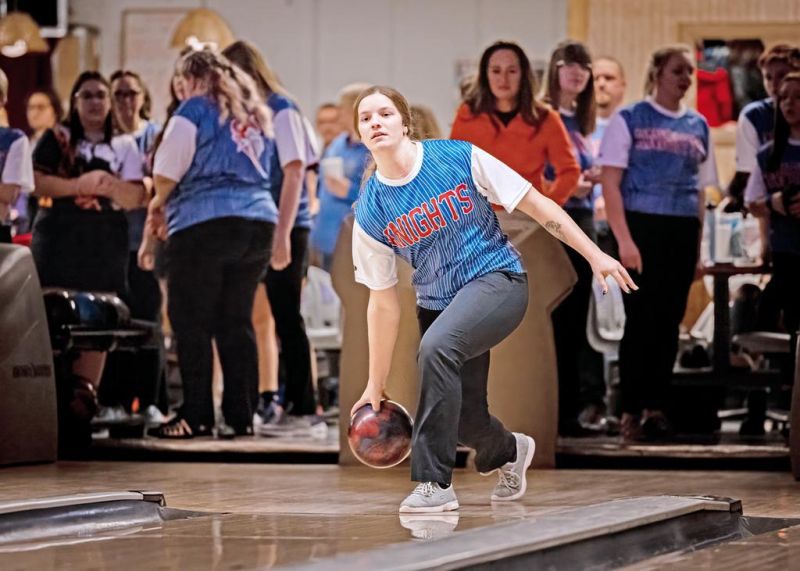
[450,41,580,206]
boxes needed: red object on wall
[697,67,733,127]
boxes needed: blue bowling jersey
[742,98,774,146]
[159,96,279,236]
[267,93,317,229]
[755,141,800,254]
[598,100,712,217]
[353,140,527,310]
[736,98,775,173]
[556,110,594,211]
[312,133,369,255]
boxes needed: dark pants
[619,211,699,415]
[759,252,800,335]
[265,227,315,416]
[412,271,528,484]
[765,252,800,368]
[552,208,605,429]
[126,251,162,321]
[167,217,274,430]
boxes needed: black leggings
[552,208,604,428]
[619,211,699,415]
[167,217,274,430]
[264,227,316,415]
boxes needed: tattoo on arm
[544,221,567,243]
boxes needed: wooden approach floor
[0,463,798,569]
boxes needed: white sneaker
[92,405,128,424]
[490,433,535,502]
[143,405,168,427]
[257,413,328,439]
[399,513,460,540]
[399,482,459,513]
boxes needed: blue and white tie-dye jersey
[745,140,800,254]
[154,96,278,236]
[353,140,527,311]
[267,93,319,229]
[736,98,774,173]
[598,99,717,217]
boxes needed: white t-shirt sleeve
[273,108,309,167]
[1,136,33,193]
[698,144,720,189]
[470,146,531,212]
[153,116,197,181]
[115,135,144,182]
[352,220,398,290]
[596,112,632,168]
[744,161,767,205]
[735,113,760,173]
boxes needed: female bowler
[349,86,636,513]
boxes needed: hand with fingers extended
[350,381,387,417]
[589,250,639,294]
[617,237,643,274]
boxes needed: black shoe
[640,414,674,442]
[150,416,212,439]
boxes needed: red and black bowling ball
[348,400,413,469]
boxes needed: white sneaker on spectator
[257,410,328,439]
[143,405,168,427]
[490,433,535,502]
[399,482,459,513]
[92,405,128,424]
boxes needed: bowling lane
[0,463,798,569]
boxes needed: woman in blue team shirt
[544,40,606,436]
[145,48,278,439]
[223,41,323,435]
[349,86,635,513]
[598,45,719,442]
[745,72,800,360]
[312,82,370,271]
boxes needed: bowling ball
[348,400,413,469]
[43,289,81,332]
[94,293,131,328]
[72,292,107,328]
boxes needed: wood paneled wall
[583,0,800,103]
[569,0,800,185]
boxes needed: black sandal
[153,416,212,439]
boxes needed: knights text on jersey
[352,139,526,310]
